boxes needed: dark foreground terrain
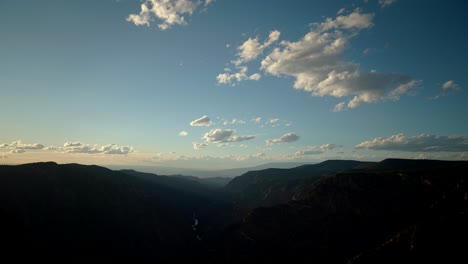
[0,159,467,263]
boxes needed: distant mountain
[225,160,372,207]
[107,162,316,178]
[222,159,468,263]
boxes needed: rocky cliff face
[221,161,468,263]
[225,160,371,208]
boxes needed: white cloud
[216,66,262,85]
[8,140,45,149]
[63,142,133,155]
[203,129,234,143]
[127,0,209,30]
[234,30,281,65]
[333,102,346,112]
[223,118,247,126]
[269,118,280,124]
[355,133,468,152]
[433,80,462,99]
[100,145,133,155]
[266,132,300,145]
[320,143,342,151]
[203,129,256,143]
[219,9,418,109]
[64,142,82,147]
[379,0,396,8]
[318,9,374,31]
[442,80,461,91]
[179,131,189,136]
[190,115,213,126]
[193,142,208,150]
[253,117,262,123]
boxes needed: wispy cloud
[190,115,213,126]
[432,80,463,99]
[179,131,189,136]
[193,142,208,150]
[127,0,214,30]
[355,133,468,152]
[379,0,396,8]
[266,132,299,145]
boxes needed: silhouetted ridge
[0,162,221,262]
[223,160,468,263]
[225,159,371,207]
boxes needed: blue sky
[1,0,467,169]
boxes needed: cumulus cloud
[219,9,418,109]
[193,143,208,150]
[216,66,262,85]
[234,30,281,65]
[379,0,396,8]
[127,0,212,30]
[355,133,468,152]
[0,140,45,151]
[179,131,189,136]
[190,115,213,126]
[266,132,299,145]
[203,129,256,143]
[216,31,280,85]
[63,142,134,155]
[64,142,82,147]
[320,144,342,151]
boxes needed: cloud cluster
[193,142,208,150]
[62,142,134,155]
[127,0,213,30]
[266,132,299,145]
[0,140,45,154]
[190,115,213,126]
[203,129,255,143]
[355,133,468,152]
[216,66,262,85]
[216,31,280,86]
[218,9,419,110]
[320,143,342,151]
[0,140,134,155]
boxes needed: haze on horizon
[1,0,467,170]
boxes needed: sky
[1,0,467,169]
